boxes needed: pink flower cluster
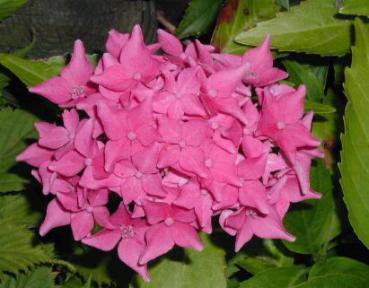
[17,25,322,281]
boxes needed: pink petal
[29,76,72,105]
[71,211,94,240]
[157,29,183,56]
[48,150,85,177]
[82,229,121,251]
[61,40,93,85]
[39,199,71,236]
[140,223,174,264]
[16,143,54,167]
[171,222,203,251]
[118,239,150,281]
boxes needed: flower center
[208,89,217,98]
[276,121,286,130]
[70,86,85,99]
[85,158,93,166]
[180,53,187,60]
[164,217,175,226]
[179,140,186,148]
[246,209,257,218]
[204,158,213,168]
[243,127,251,135]
[133,72,142,81]
[200,189,208,196]
[86,205,93,213]
[135,171,143,179]
[127,131,137,140]
[211,122,219,130]
[121,225,135,239]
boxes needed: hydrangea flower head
[18,25,322,281]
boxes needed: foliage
[340,18,369,249]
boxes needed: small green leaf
[235,0,352,56]
[283,160,342,255]
[0,267,56,288]
[239,266,307,288]
[0,221,49,278]
[0,54,64,86]
[283,59,327,102]
[338,0,369,17]
[176,0,224,39]
[297,257,369,287]
[131,233,227,288]
[276,0,289,10]
[340,18,369,249]
[0,108,37,193]
[0,0,27,21]
[211,0,280,54]
[305,101,336,115]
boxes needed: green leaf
[0,194,41,226]
[176,0,224,39]
[0,0,27,21]
[305,100,336,115]
[0,267,55,288]
[338,0,369,17]
[0,73,10,96]
[0,54,64,86]
[0,221,49,278]
[276,0,289,10]
[340,18,369,249]
[283,59,327,102]
[239,266,307,288]
[0,108,37,193]
[81,275,92,288]
[211,0,280,54]
[283,160,341,255]
[235,0,352,56]
[296,257,369,287]
[131,234,226,288]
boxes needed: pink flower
[82,203,150,281]
[30,40,95,106]
[140,201,203,264]
[17,25,323,281]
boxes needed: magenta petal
[140,223,174,264]
[16,143,53,167]
[235,219,253,252]
[82,229,121,251]
[39,199,71,236]
[49,150,85,177]
[29,76,72,105]
[118,239,150,281]
[71,211,94,240]
[61,39,93,85]
[157,29,183,56]
[171,222,203,251]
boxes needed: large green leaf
[211,0,279,54]
[340,18,369,249]
[239,266,307,288]
[0,221,49,278]
[235,0,352,56]
[0,54,64,86]
[338,0,369,17]
[0,0,27,21]
[176,0,224,39]
[283,160,341,255]
[0,194,40,226]
[0,108,37,193]
[0,267,55,288]
[131,234,226,288]
[297,257,369,287]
